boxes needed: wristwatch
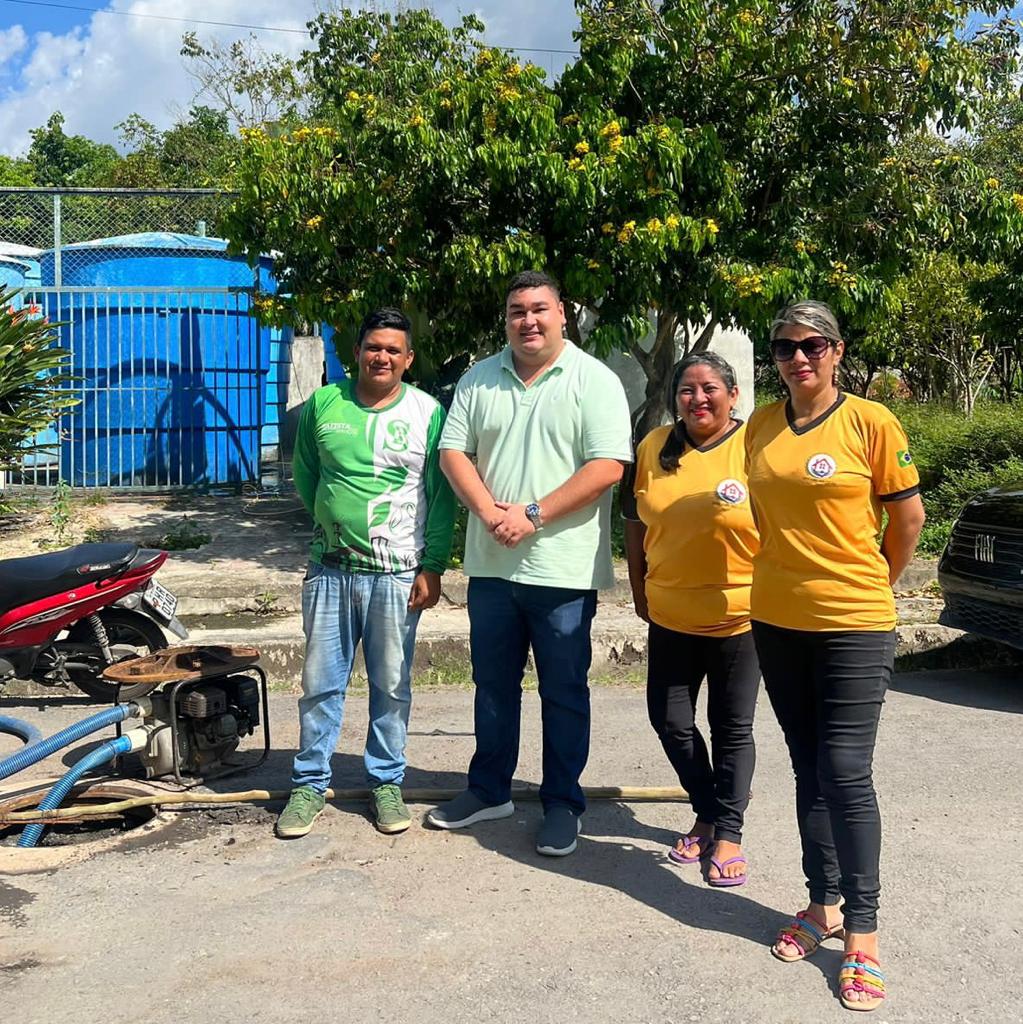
[525,502,544,531]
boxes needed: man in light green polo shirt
[426,270,633,856]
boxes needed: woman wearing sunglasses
[623,351,760,888]
[744,300,925,1012]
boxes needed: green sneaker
[370,783,411,834]
[275,786,325,838]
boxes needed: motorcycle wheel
[65,608,169,702]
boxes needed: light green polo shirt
[439,340,633,590]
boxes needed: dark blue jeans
[466,577,598,815]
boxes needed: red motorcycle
[0,543,188,701]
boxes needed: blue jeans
[466,577,598,815]
[291,563,420,792]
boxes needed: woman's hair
[769,299,842,344]
[658,351,738,471]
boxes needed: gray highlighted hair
[770,299,842,344]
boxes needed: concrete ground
[1,669,1021,1024]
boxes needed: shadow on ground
[889,666,1023,713]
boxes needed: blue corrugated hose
[0,715,43,748]
[0,703,138,783]
[18,734,133,848]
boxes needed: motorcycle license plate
[143,580,178,621]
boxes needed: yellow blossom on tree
[439,98,453,110]
[1012,193,1023,214]
[840,77,855,87]
[986,177,1000,189]
[346,90,361,102]
[646,217,663,233]
[506,63,522,78]
[705,218,720,235]
[617,221,637,243]
[917,56,932,75]
[655,125,671,141]
[793,239,807,253]
[575,141,591,155]
[483,111,497,132]
[608,135,624,152]
[599,120,622,138]
[601,222,615,235]
[587,259,601,270]
[305,215,323,229]
[408,113,425,127]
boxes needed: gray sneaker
[275,786,325,838]
[536,806,582,856]
[426,790,514,830]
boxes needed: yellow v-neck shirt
[744,393,920,632]
[632,422,758,637]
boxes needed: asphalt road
[1,668,1020,1024]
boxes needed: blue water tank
[39,233,274,487]
[319,324,349,383]
[0,255,30,300]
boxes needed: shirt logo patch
[716,479,748,504]
[806,453,837,479]
[383,419,411,452]
[896,449,913,467]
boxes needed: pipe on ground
[0,700,149,783]
[1,785,690,825]
[0,715,43,748]
[17,733,142,847]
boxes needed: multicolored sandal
[839,951,886,1012]
[771,909,844,963]
[667,833,712,865]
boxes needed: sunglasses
[770,335,835,362]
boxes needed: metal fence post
[52,194,62,288]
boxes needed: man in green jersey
[276,308,456,839]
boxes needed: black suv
[938,485,1023,650]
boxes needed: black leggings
[752,621,896,934]
[646,623,760,844]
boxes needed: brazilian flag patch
[897,449,913,467]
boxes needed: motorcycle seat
[0,543,140,616]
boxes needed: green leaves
[0,292,77,469]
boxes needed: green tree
[27,112,120,186]
[224,4,1023,431]
[0,155,35,186]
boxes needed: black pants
[646,623,760,844]
[752,621,896,934]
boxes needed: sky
[0,1,1019,159]
[0,0,581,156]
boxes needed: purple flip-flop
[667,834,711,865]
[707,854,747,887]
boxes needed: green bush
[889,401,1023,554]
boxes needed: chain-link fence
[0,187,292,492]
[0,187,238,282]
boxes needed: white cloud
[0,23,27,65]
[0,0,580,157]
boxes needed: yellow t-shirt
[631,421,759,637]
[744,393,920,632]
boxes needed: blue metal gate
[15,286,270,489]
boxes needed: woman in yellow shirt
[624,352,760,887]
[745,300,925,1012]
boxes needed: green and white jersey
[293,381,456,575]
